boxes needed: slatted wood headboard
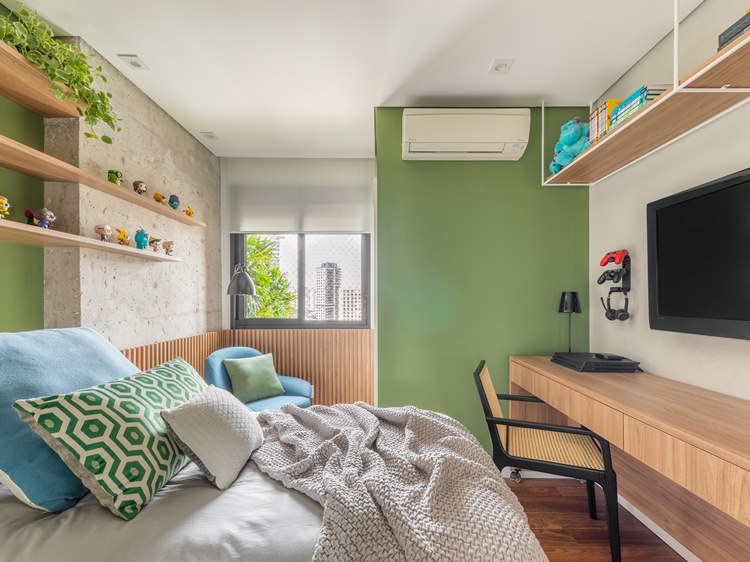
[120,329,374,405]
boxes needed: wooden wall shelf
[546,34,750,185]
[0,220,181,262]
[0,134,207,227]
[0,41,82,118]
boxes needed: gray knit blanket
[253,403,547,562]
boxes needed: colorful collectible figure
[162,240,174,256]
[183,206,195,217]
[148,236,162,253]
[108,170,123,185]
[94,224,112,242]
[0,195,10,219]
[115,228,130,246]
[134,228,149,250]
[25,208,56,228]
[154,192,167,204]
[168,194,180,210]
[133,181,147,195]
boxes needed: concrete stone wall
[44,38,221,348]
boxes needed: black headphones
[601,289,629,321]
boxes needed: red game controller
[600,249,629,267]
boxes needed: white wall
[220,158,376,328]
[590,0,750,399]
[598,0,744,102]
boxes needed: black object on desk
[551,352,641,373]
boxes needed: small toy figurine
[115,228,130,246]
[133,181,147,195]
[148,236,162,253]
[25,208,56,228]
[549,117,590,174]
[94,224,112,242]
[0,195,10,219]
[168,194,180,210]
[162,240,174,256]
[108,170,123,185]
[134,228,149,250]
[154,192,167,204]
[183,206,195,217]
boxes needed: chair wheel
[510,469,522,483]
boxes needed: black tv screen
[647,168,750,340]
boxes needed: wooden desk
[509,356,750,561]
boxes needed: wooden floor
[508,478,684,562]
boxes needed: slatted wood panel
[121,331,228,376]
[230,329,374,405]
[120,329,374,406]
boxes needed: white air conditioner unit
[402,108,530,161]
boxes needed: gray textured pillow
[160,386,264,490]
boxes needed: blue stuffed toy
[549,117,589,174]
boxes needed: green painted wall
[0,95,45,332]
[376,107,589,448]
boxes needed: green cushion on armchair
[223,354,285,403]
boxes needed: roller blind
[225,158,375,233]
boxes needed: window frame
[230,232,371,329]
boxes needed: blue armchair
[204,347,313,411]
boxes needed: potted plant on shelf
[0,5,120,143]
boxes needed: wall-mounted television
[647,168,750,340]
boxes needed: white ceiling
[17,0,701,158]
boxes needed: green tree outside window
[245,235,296,318]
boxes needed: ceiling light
[200,131,219,140]
[117,54,150,71]
[488,58,514,74]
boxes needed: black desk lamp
[558,291,581,353]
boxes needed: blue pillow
[0,327,139,512]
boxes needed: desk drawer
[624,416,750,526]
[510,362,624,448]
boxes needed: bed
[0,328,546,561]
[0,462,322,562]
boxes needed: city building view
[246,234,365,322]
[314,262,341,320]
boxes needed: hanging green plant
[0,5,120,143]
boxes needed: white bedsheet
[0,462,322,562]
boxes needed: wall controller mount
[598,249,631,321]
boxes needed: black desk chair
[473,360,621,562]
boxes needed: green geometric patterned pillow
[13,357,207,520]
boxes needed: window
[230,233,370,328]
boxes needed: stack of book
[719,10,750,51]
[589,99,622,144]
[609,85,668,130]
